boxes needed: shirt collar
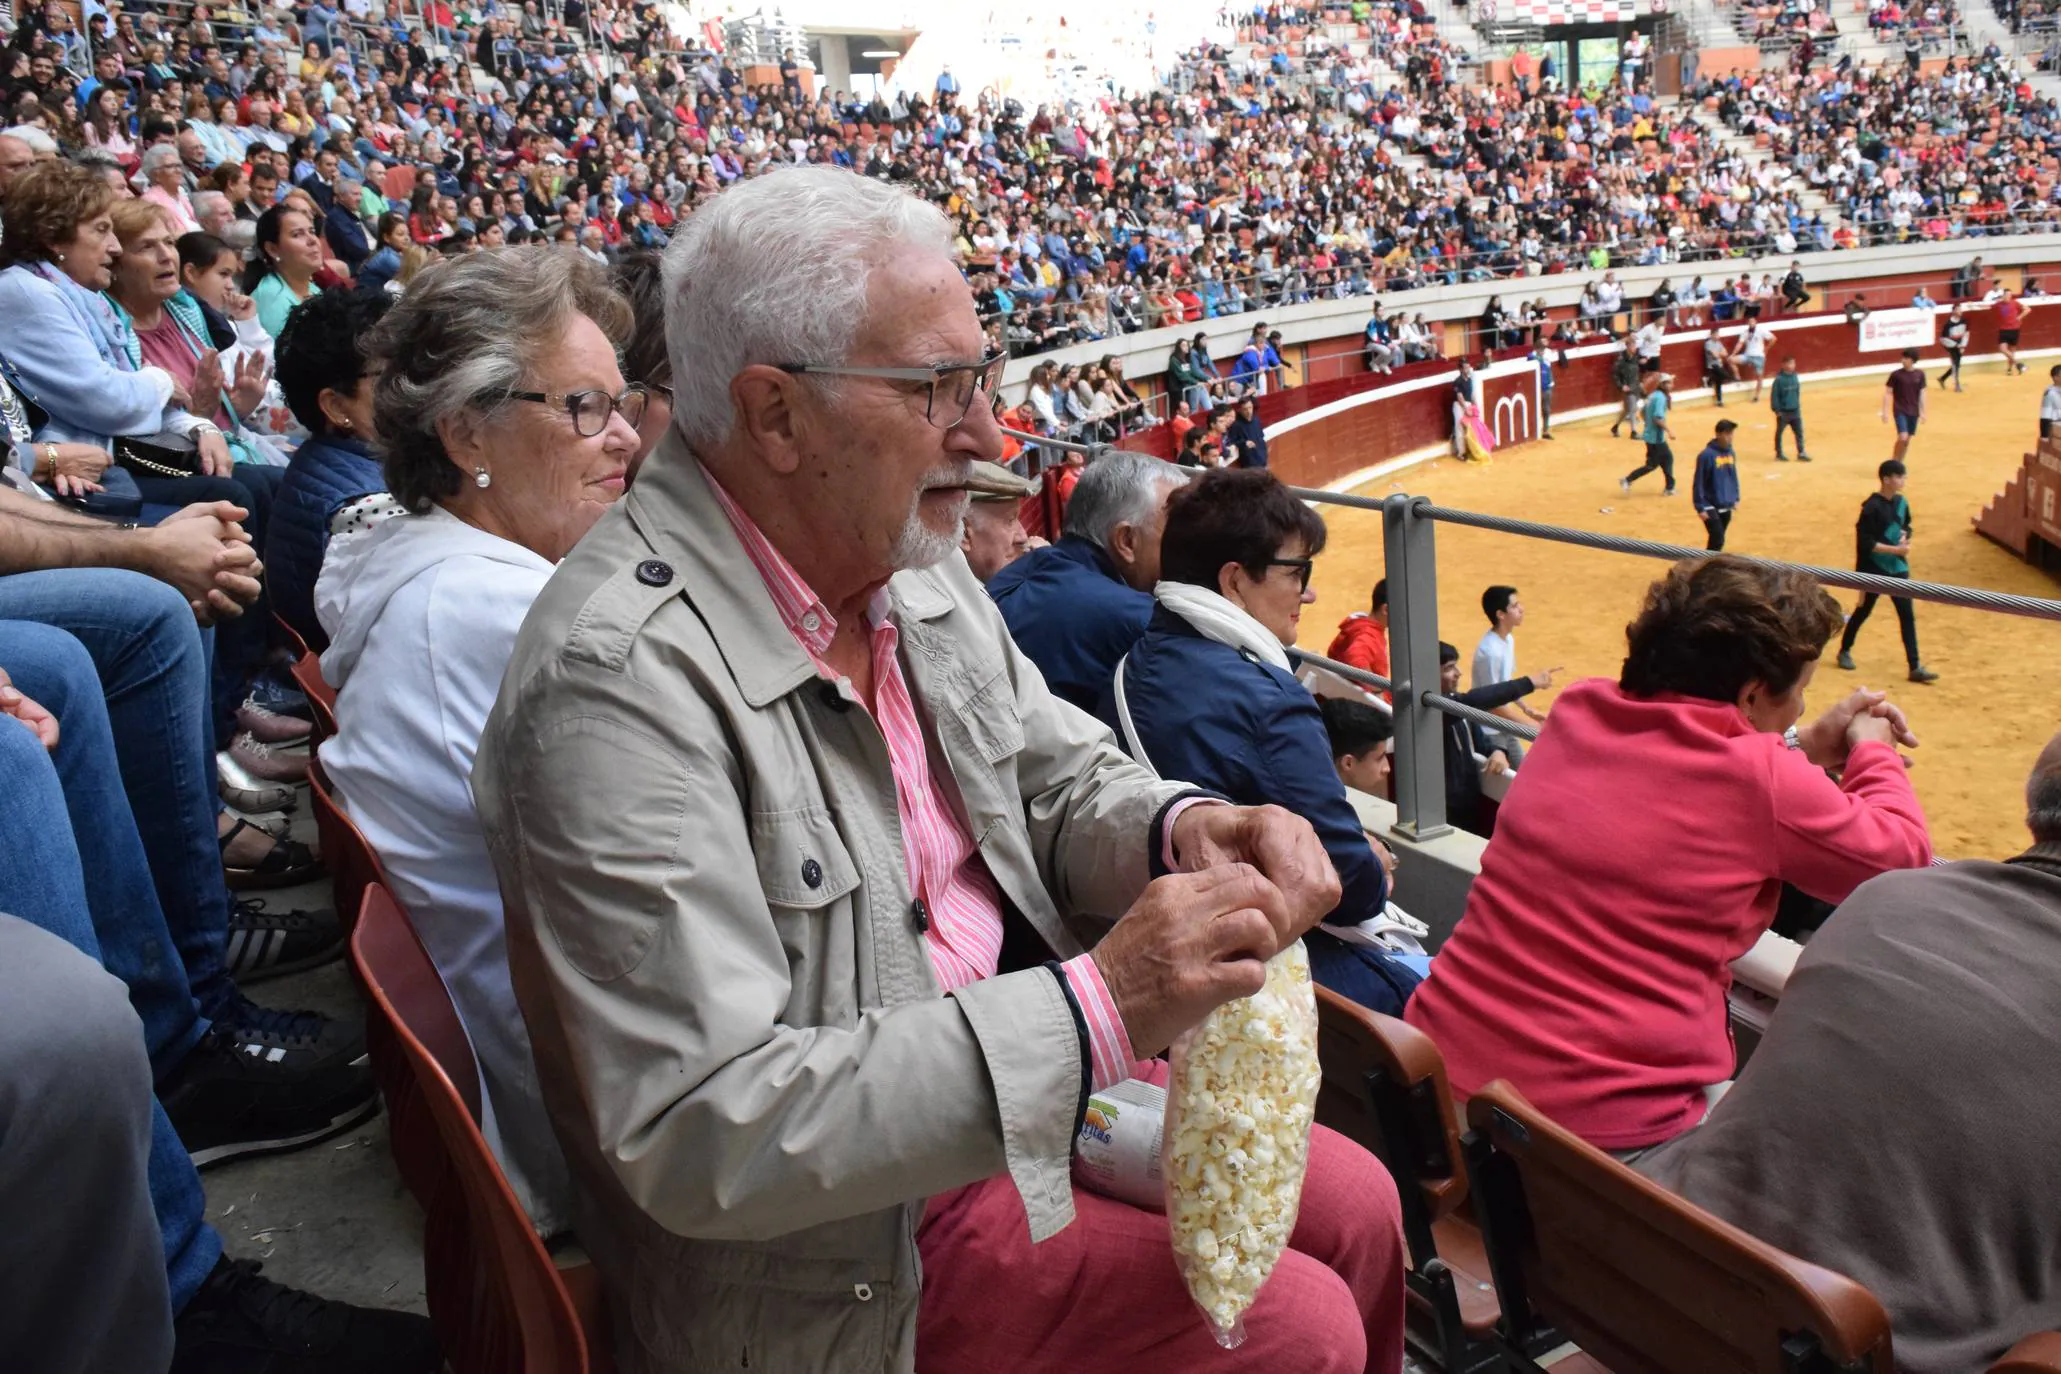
[704,468,840,658]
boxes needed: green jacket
[1770,371,1802,414]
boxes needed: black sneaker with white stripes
[225,899,345,984]
[161,999,376,1168]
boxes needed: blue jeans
[1302,926,1425,1019]
[0,629,222,1311]
[0,570,236,1025]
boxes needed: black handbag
[113,429,204,479]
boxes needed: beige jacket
[473,441,1187,1373]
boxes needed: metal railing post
[1384,494,1451,841]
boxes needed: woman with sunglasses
[1098,467,1427,1017]
[313,248,640,1243]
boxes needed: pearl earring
[473,466,492,489]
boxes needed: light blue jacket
[0,265,194,449]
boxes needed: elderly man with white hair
[473,165,1408,1374]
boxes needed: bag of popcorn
[1161,938,1322,1347]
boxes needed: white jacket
[315,505,572,1235]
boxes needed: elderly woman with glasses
[314,247,640,1239]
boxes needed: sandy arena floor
[1312,359,2061,860]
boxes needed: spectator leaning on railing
[1406,556,1933,1156]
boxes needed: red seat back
[292,651,338,743]
[308,756,387,941]
[352,883,604,1374]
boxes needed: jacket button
[801,858,823,889]
[635,559,674,587]
[853,1283,873,1302]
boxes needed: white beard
[888,478,971,571]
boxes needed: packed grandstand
[1,0,2059,1371]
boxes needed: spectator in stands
[1101,468,1423,1012]
[1407,556,1933,1153]
[0,577,436,1363]
[611,249,672,478]
[1639,730,2061,1374]
[1225,394,1269,469]
[1322,696,1394,801]
[139,144,200,234]
[266,289,392,654]
[316,248,638,1236]
[1436,640,1540,837]
[0,162,234,500]
[989,450,1186,709]
[958,461,1037,582]
[1950,254,1983,300]
[243,202,323,337]
[1328,577,1391,693]
[1471,585,1552,763]
[472,165,1408,1374]
[1694,419,1743,551]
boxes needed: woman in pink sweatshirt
[1405,557,1932,1153]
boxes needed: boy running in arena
[1621,372,1677,495]
[1881,348,1927,462]
[1837,459,1941,684]
[1770,356,1809,461]
[1693,419,1742,551]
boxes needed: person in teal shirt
[1620,372,1677,495]
[1837,459,1939,683]
[1770,356,1809,461]
[242,204,325,338]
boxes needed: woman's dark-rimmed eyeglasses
[1264,557,1315,591]
[501,383,650,437]
[774,349,1008,430]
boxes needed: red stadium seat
[1992,1333,2061,1373]
[352,883,612,1374]
[308,755,387,940]
[291,650,338,743]
[1463,1079,1894,1374]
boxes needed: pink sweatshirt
[1405,678,1931,1150]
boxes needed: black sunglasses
[1263,557,1314,591]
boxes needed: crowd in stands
[1699,52,2061,244]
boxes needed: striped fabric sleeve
[1059,952,1140,1092]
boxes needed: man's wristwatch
[1783,725,1803,751]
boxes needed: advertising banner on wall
[1857,308,1939,352]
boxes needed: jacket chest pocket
[749,806,862,1028]
[946,668,1024,828]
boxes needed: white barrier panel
[1857,307,1939,352]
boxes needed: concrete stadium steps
[1666,93,1848,228]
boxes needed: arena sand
[1313,360,2061,860]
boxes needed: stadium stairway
[1666,94,1848,230]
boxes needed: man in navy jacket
[1225,396,1269,469]
[1692,418,1742,551]
[987,452,1185,710]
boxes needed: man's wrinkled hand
[1170,802,1340,944]
[1092,863,1290,1059]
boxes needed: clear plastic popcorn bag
[1161,938,1323,1348]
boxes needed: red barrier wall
[1255,301,2061,489]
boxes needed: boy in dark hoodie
[1693,418,1741,550]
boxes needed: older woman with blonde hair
[315,246,640,1236]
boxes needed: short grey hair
[190,189,229,224]
[367,245,632,512]
[3,126,56,155]
[1062,451,1187,549]
[660,165,955,453]
[2029,749,2061,844]
[140,143,184,177]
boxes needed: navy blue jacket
[987,535,1153,711]
[1226,414,1269,469]
[1098,606,1390,927]
[265,432,385,651]
[1693,441,1740,512]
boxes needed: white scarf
[1151,580,1292,672]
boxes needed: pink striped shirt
[709,477,1136,1092]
